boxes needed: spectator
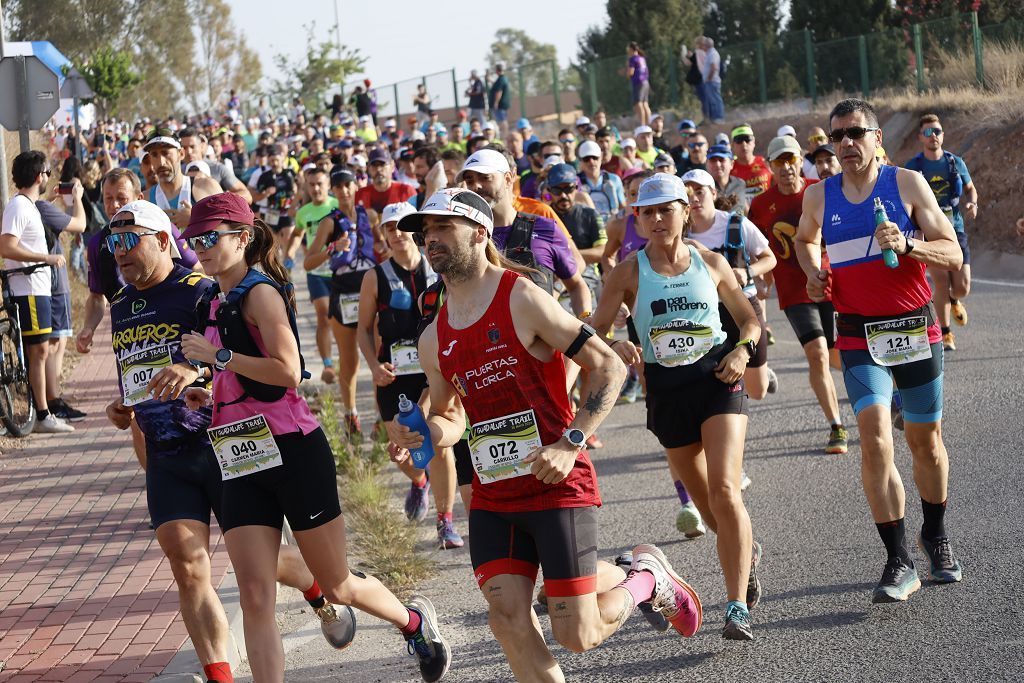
[700,37,726,124]
[489,64,512,136]
[682,43,704,117]
[626,42,651,125]
[466,70,487,125]
[412,84,432,127]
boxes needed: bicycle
[0,263,48,436]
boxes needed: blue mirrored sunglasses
[186,229,244,251]
[104,230,160,253]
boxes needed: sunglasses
[923,127,943,137]
[105,230,160,253]
[581,155,601,162]
[732,135,753,144]
[827,126,879,143]
[560,137,576,144]
[186,229,244,251]
[809,135,828,144]
[549,185,577,197]
[688,141,707,149]
[770,153,800,168]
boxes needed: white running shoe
[34,413,74,434]
[675,501,706,538]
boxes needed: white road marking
[973,277,1024,288]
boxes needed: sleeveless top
[375,256,437,363]
[150,176,193,210]
[822,164,937,350]
[436,270,600,513]
[633,245,726,366]
[618,214,647,262]
[204,297,320,436]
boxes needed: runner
[806,142,841,180]
[179,193,450,682]
[389,188,702,681]
[103,200,357,683]
[295,167,340,383]
[591,173,761,640]
[356,202,464,548]
[143,128,220,229]
[577,140,626,225]
[729,125,771,202]
[748,136,848,454]
[250,144,298,266]
[903,114,978,351]
[355,147,416,248]
[706,144,749,214]
[795,98,964,603]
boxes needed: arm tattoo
[582,383,612,417]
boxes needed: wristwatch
[736,338,756,361]
[214,347,234,371]
[562,428,586,450]
[902,236,916,255]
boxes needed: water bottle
[874,197,899,269]
[396,393,434,468]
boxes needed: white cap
[360,114,372,123]
[384,118,397,128]
[578,140,601,159]
[621,137,637,149]
[300,162,317,173]
[542,154,563,170]
[575,116,591,127]
[680,168,716,188]
[457,149,511,180]
[185,160,211,177]
[398,188,495,235]
[634,125,653,136]
[777,124,797,138]
[411,130,426,141]
[648,112,663,123]
[482,121,496,131]
[350,154,367,168]
[110,200,182,259]
[381,202,416,226]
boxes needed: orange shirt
[513,195,571,239]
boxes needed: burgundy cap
[182,192,255,239]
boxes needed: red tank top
[437,270,601,513]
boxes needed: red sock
[302,579,323,602]
[437,511,452,523]
[413,474,428,488]
[618,569,657,605]
[203,662,233,683]
[399,607,421,636]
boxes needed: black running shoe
[405,595,450,682]
[918,534,963,583]
[51,398,86,422]
[871,556,921,603]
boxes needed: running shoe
[436,518,464,550]
[951,300,968,326]
[917,534,963,583]
[586,433,603,449]
[630,543,702,637]
[825,425,848,455]
[34,413,74,434]
[405,480,430,522]
[404,595,451,682]
[722,601,753,640]
[891,399,905,432]
[615,552,669,632]
[50,398,86,422]
[345,413,362,436]
[315,603,357,649]
[675,502,706,539]
[616,374,640,405]
[321,365,337,384]
[871,556,921,603]
[766,328,776,346]
[766,367,779,394]
[942,331,956,352]
[747,541,762,609]
[740,471,752,492]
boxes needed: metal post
[587,63,598,114]
[913,23,925,93]
[972,11,985,87]
[393,83,399,119]
[551,60,561,120]
[451,68,460,112]
[73,94,82,162]
[667,46,679,106]
[333,0,344,94]
[858,35,869,98]
[804,29,817,104]
[15,56,30,152]
[756,41,767,103]
[517,66,527,119]
[0,0,11,207]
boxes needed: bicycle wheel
[0,325,36,436]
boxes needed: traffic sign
[0,55,60,130]
[60,67,95,100]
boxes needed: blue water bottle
[396,393,434,468]
[874,197,899,269]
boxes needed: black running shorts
[146,438,223,529]
[784,301,836,348]
[720,296,768,368]
[454,439,474,488]
[376,373,429,422]
[645,371,748,448]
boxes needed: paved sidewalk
[0,315,231,683]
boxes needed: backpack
[327,205,375,275]
[905,151,963,208]
[714,212,752,289]
[582,171,621,219]
[195,268,310,405]
[503,213,555,294]
[685,52,703,86]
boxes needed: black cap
[595,126,613,139]
[330,169,355,186]
[806,143,836,162]
[526,141,542,156]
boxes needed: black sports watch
[902,236,916,255]
[562,428,586,450]
[214,347,234,371]
[736,338,756,361]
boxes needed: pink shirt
[204,297,320,436]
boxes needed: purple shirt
[629,55,649,85]
[492,214,577,281]
[87,224,198,296]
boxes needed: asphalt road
[238,277,1024,682]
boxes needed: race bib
[649,321,715,367]
[468,409,543,484]
[208,414,283,480]
[390,339,421,375]
[266,208,281,226]
[120,345,173,406]
[865,316,932,367]
[339,293,361,324]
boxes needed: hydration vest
[711,212,752,286]
[377,258,437,342]
[503,212,555,294]
[328,205,375,275]
[905,151,963,208]
[195,268,310,404]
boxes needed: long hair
[229,219,296,309]
[628,41,645,57]
[483,239,541,280]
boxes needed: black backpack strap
[503,212,555,294]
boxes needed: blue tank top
[633,245,726,365]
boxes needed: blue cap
[517,118,531,130]
[632,173,690,207]
[546,163,578,188]
[678,118,698,132]
[338,139,353,149]
[708,144,733,160]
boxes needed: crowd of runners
[1,81,981,681]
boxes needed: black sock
[876,518,912,564]
[941,326,951,335]
[921,499,947,540]
[37,408,49,420]
[307,595,326,609]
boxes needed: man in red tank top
[387,188,704,680]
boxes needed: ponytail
[628,41,645,57]
[231,220,296,310]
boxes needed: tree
[705,0,782,49]
[181,0,262,115]
[271,24,365,115]
[75,47,141,119]
[486,28,558,96]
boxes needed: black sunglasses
[548,185,576,196]
[732,135,753,144]
[828,126,879,143]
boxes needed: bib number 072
[489,441,518,458]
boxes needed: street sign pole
[0,0,10,207]
[15,56,30,152]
